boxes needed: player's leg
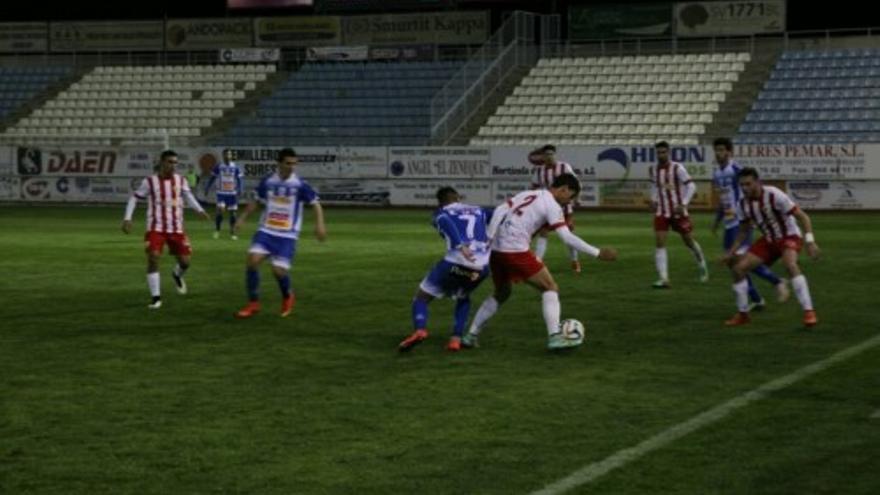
[780,247,817,326]
[725,253,764,325]
[725,226,763,308]
[235,233,273,318]
[654,224,670,287]
[524,268,575,349]
[228,199,238,239]
[400,262,448,351]
[214,199,225,238]
[144,233,163,308]
[269,238,297,317]
[466,252,515,342]
[171,254,191,295]
[448,266,489,351]
[679,222,708,282]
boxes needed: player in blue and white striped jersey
[399,187,492,352]
[204,148,243,240]
[711,138,788,308]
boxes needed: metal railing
[429,11,544,145]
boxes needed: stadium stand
[1,64,275,145]
[0,66,71,124]
[219,60,462,147]
[738,48,880,144]
[470,52,751,146]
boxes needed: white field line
[531,333,880,495]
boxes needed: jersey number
[512,195,538,216]
[459,214,476,239]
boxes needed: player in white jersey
[711,137,788,309]
[122,150,210,309]
[463,174,618,350]
[203,149,243,240]
[398,187,492,352]
[233,148,327,319]
[649,141,708,288]
[529,144,582,273]
[724,167,820,327]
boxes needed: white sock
[689,240,706,265]
[791,274,814,311]
[569,246,579,262]
[147,272,160,297]
[172,264,187,277]
[534,237,548,260]
[542,291,561,336]
[655,247,668,281]
[733,279,749,312]
[468,297,499,336]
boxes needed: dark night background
[0,1,868,33]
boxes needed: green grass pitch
[1,205,878,494]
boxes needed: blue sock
[277,274,291,298]
[412,298,429,331]
[453,298,471,337]
[746,276,762,303]
[215,213,223,232]
[229,212,237,233]
[752,264,782,286]
[246,268,259,302]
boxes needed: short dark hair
[436,186,459,205]
[655,141,670,150]
[551,173,581,195]
[540,144,557,153]
[738,167,760,180]
[713,137,733,151]
[160,150,177,160]
[277,148,297,162]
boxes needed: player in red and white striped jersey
[463,174,618,350]
[723,167,820,327]
[122,150,209,309]
[528,144,582,273]
[648,141,708,288]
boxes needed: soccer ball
[560,319,585,344]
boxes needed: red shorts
[749,236,803,265]
[490,251,545,287]
[654,215,693,234]
[144,231,192,256]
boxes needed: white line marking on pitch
[871,409,880,419]
[531,333,880,495]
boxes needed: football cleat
[571,260,582,274]
[724,312,751,326]
[234,301,261,319]
[747,298,766,312]
[698,261,709,283]
[446,336,462,352]
[398,329,428,351]
[171,271,187,295]
[280,295,295,317]
[547,332,580,350]
[461,332,480,348]
[652,279,671,289]
[803,310,818,327]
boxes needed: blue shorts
[724,225,753,255]
[249,230,296,269]
[216,194,238,211]
[419,260,488,299]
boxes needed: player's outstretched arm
[183,188,209,220]
[312,202,327,242]
[554,226,617,261]
[793,209,820,259]
[122,194,138,234]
